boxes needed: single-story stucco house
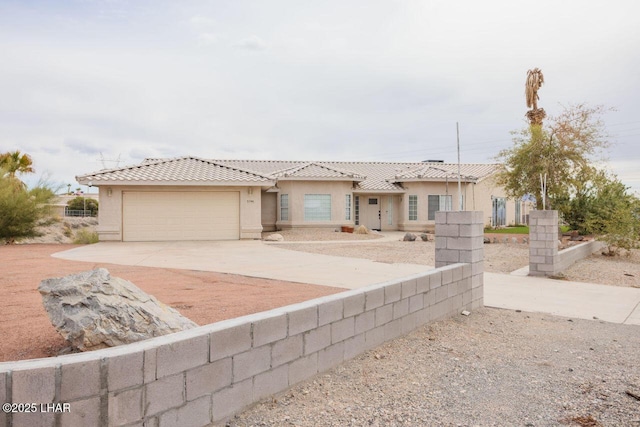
[76,156,529,242]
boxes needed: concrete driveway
[52,240,430,289]
[52,239,640,325]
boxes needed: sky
[1,0,639,195]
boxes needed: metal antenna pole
[457,122,462,211]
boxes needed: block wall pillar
[435,211,484,307]
[528,210,559,276]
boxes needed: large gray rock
[38,268,197,351]
[403,233,417,242]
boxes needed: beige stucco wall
[468,176,533,227]
[269,175,520,233]
[396,181,463,232]
[275,180,354,229]
[96,185,263,241]
[386,177,525,231]
[261,192,277,232]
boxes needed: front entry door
[364,197,381,231]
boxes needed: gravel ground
[562,250,640,289]
[271,229,639,287]
[279,240,531,274]
[223,230,640,425]
[221,308,640,427]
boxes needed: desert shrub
[73,229,99,244]
[580,172,640,255]
[0,172,55,243]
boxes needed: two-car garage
[122,191,240,241]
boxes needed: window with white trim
[355,196,360,225]
[304,194,331,221]
[408,195,418,221]
[280,194,289,221]
[428,195,452,220]
[345,194,352,220]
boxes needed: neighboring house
[76,156,526,242]
[50,194,100,218]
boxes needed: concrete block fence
[529,210,560,276]
[0,212,484,427]
[557,240,605,272]
[529,210,604,276]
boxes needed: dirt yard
[0,244,343,363]
[3,225,638,363]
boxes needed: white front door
[364,197,381,230]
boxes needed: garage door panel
[123,192,239,241]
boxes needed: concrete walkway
[53,239,640,326]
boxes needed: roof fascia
[75,179,275,187]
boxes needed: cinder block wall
[0,212,485,427]
[529,210,603,276]
[529,210,560,276]
[556,240,605,272]
[435,210,484,305]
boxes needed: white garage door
[123,191,240,241]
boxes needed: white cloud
[189,15,216,29]
[233,35,268,51]
[198,32,218,45]
[0,0,637,193]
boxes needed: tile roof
[77,157,501,191]
[271,162,366,180]
[76,156,273,185]
[392,163,498,181]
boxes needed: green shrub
[73,229,99,244]
[0,172,55,243]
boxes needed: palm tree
[0,150,35,178]
[525,68,546,126]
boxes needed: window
[492,197,506,227]
[428,195,452,220]
[280,194,289,221]
[515,200,521,225]
[408,195,418,221]
[345,194,352,220]
[304,194,331,221]
[368,198,378,205]
[387,196,393,226]
[355,196,360,225]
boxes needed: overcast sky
[1,0,639,195]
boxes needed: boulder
[38,268,197,351]
[420,233,431,242]
[483,237,491,244]
[264,233,284,242]
[403,233,417,242]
